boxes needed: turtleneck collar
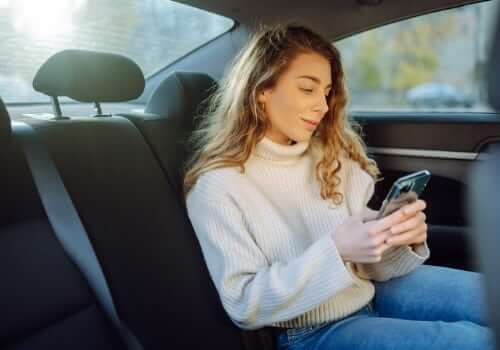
[253,136,310,164]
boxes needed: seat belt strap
[12,121,143,350]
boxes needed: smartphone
[376,170,431,219]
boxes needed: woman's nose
[314,95,329,114]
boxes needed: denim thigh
[310,316,495,350]
[373,265,490,326]
[276,265,495,349]
[276,302,375,349]
[277,308,495,350]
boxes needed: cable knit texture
[186,136,430,330]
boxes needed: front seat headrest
[33,49,145,103]
[145,71,217,135]
[0,97,11,148]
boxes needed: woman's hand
[332,215,392,263]
[334,200,428,263]
[382,199,428,248]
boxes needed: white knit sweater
[186,136,430,330]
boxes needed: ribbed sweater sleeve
[345,158,431,282]
[354,242,430,282]
[354,197,431,281]
[186,178,356,330]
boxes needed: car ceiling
[176,0,485,39]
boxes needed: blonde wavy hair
[183,23,380,205]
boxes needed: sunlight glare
[11,0,86,39]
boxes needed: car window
[336,0,498,113]
[0,0,233,104]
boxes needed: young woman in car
[183,23,494,349]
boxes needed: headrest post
[50,96,69,120]
[94,102,102,115]
[93,101,111,118]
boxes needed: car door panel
[355,112,500,271]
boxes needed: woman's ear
[257,89,271,103]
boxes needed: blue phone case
[376,170,431,219]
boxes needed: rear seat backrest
[2,51,247,349]
[123,71,217,201]
[121,70,277,348]
[18,116,246,350]
[0,99,125,349]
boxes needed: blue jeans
[275,265,496,349]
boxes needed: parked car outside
[406,82,475,108]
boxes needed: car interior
[1,0,499,349]
[468,4,500,348]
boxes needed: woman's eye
[300,87,313,93]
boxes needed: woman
[183,23,494,349]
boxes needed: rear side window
[0,0,233,103]
[336,0,498,113]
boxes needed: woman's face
[258,51,332,145]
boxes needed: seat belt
[12,121,143,350]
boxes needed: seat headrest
[33,49,145,103]
[0,97,11,147]
[145,71,217,133]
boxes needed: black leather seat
[0,98,126,349]
[121,70,278,349]
[1,51,249,349]
[121,71,217,202]
[468,11,500,349]
[468,144,500,350]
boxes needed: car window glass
[336,0,498,113]
[0,0,233,103]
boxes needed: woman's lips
[301,118,319,129]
